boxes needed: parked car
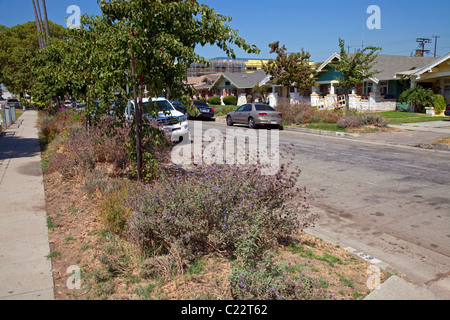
[226,103,283,129]
[6,98,21,109]
[126,98,189,143]
[188,100,215,120]
[445,104,450,116]
[171,100,187,114]
[64,100,77,108]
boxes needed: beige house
[395,52,450,104]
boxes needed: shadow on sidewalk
[0,132,41,161]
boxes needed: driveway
[389,120,450,134]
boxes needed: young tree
[67,0,260,181]
[331,38,382,114]
[263,41,316,99]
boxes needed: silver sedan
[226,103,283,129]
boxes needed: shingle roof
[211,69,269,89]
[370,55,437,80]
[318,53,438,81]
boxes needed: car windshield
[255,104,275,111]
[8,99,19,102]
[143,100,174,115]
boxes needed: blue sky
[1,0,449,62]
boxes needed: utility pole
[415,38,431,57]
[432,35,440,57]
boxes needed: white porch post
[330,83,335,95]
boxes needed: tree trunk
[131,53,142,181]
[31,0,44,49]
[35,0,46,47]
[41,0,50,39]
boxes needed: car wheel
[226,115,233,126]
[248,117,256,129]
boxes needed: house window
[364,82,373,96]
[225,81,231,86]
[444,85,450,99]
[379,81,388,95]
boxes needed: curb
[283,125,360,138]
[214,118,360,139]
[363,276,441,300]
[416,143,450,152]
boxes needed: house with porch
[311,53,437,111]
[395,52,450,105]
[186,74,221,100]
[209,69,269,105]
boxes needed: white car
[126,97,189,143]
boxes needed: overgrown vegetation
[275,99,388,131]
[38,107,385,300]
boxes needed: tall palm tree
[34,0,47,47]
[41,0,50,39]
[31,0,44,49]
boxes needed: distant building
[187,58,268,77]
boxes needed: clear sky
[1,0,449,62]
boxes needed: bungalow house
[209,69,269,105]
[395,52,450,105]
[186,74,221,99]
[312,53,437,111]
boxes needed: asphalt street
[189,119,450,299]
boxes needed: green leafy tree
[263,41,316,98]
[61,0,260,181]
[331,38,382,114]
[0,21,67,98]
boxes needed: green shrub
[360,113,388,127]
[223,95,237,106]
[337,115,362,129]
[432,94,446,114]
[207,96,221,105]
[99,190,129,236]
[127,163,314,257]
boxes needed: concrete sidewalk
[0,110,54,300]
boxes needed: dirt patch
[431,137,450,145]
[43,162,389,300]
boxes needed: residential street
[190,120,450,299]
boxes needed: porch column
[330,83,335,95]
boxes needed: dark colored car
[189,100,215,120]
[445,104,450,116]
[171,100,187,114]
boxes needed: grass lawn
[379,111,448,125]
[211,105,237,117]
[304,123,347,132]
